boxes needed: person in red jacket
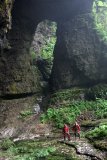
[63,124,71,141]
[72,121,80,141]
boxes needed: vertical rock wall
[0,0,107,94]
[0,0,13,47]
[0,0,41,96]
[51,10,107,90]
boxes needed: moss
[47,155,66,160]
[8,83,18,93]
[49,88,85,105]
[93,140,107,151]
[81,119,107,127]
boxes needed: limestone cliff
[0,0,13,48]
[0,0,107,96]
[51,14,107,90]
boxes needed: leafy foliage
[85,84,107,100]
[86,124,107,140]
[0,138,14,150]
[0,139,56,160]
[85,123,107,150]
[41,88,107,128]
[19,110,33,119]
[93,0,107,42]
[40,36,56,61]
[30,21,57,63]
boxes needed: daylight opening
[92,0,107,43]
[30,20,57,83]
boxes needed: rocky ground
[0,113,107,160]
[0,97,107,160]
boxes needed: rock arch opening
[30,20,57,86]
[1,0,107,97]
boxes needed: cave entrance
[30,20,57,90]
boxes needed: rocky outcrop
[0,0,13,48]
[0,1,41,96]
[0,0,94,96]
[51,14,107,90]
[0,0,107,94]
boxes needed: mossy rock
[81,119,107,127]
[47,155,66,160]
[49,88,85,105]
[93,140,107,151]
[85,84,107,100]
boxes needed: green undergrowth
[81,119,107,127]
[93,0,107,43]
[93,140,107,151]
[41,87,107,128]
[18,110,33,119]
[0,139,56,160]
[85,84,107,100]
[49,88,85,105]
[0,139,80,160]
[86,124,107,140]
[85,124,107,150]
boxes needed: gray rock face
[0,0,107,96]
[0,0,13,49]
[51,14,107,90]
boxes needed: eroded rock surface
[60,139,106,160]
[51,14,107,90]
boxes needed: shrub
[40,88,107,128]
[1,138,14,150]
[85,124,107,140]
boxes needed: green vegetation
[41,88,107,128]
[86,124,107,140]
[0,139,56,160]
[85,84,107,99]
[93,0,107,42]
[0,139,81,160]
[81,119,107,127]
[41,99,107,128]
[30,21,57,63]
[18,110,33,119]
[30,20,57,78]
[40,36,56,61]
[85,124,107,150]
[0,138,14,150]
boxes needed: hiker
[63,124,71,141]
[72,121,80,141]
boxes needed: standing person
[63,124,71,141]
[72,121,80,141]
